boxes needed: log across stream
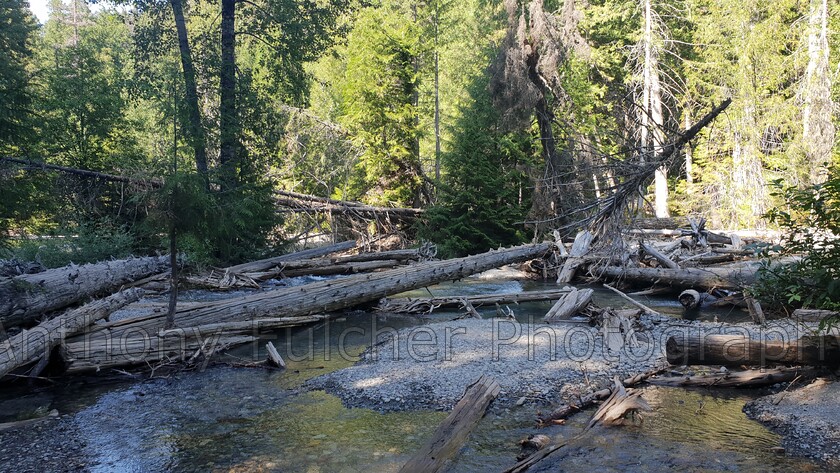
[0,276,825,472]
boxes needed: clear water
[0,276,826,472]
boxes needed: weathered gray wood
[602,283,660,315]
[648,367,817,388]
[596,263,761,290]
[793,309,839,322]
[64,243,553,370]
[0,288,145,379]
[224,240,356,273]
[666,334,840,367]
[378,288,572,314]
[640,241,679,269]
[556,231,593,283]
[745,296,766,325]
[265,341,286,369]
[399,375,500,473]
[678,289,701,309]
[0,256,168,329]
[544,288,593,322]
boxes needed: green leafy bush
[754,172,840,327]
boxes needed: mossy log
[0,256,169,329]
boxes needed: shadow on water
[0,276,826,472]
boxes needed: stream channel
[0,275,829,472]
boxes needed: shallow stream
[0,276,827,472]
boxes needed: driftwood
[793,309,840,323]
[556,231,593,283]
[63,243,554,371]
[0,409,60,432]
[678,289,702,309]
[640,241,679,269]
[0,256,168,329]
[538,368,665,424]
[596,263,761,291]
[648,367,818,388]
[377,288,572,314]
[745,296,766,325]
[586,376,651,428]
[225,240,356,274]
[0,288,145,379]
[602,283,660,316]
[666,334,840,367]
[265,341,286,369]
[544,287,593,322]
[399,375,500,473]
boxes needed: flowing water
[0,276,827,472]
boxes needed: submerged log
[399,375,500,473]
[0,288,145,379]
[666,334,840,367]
[0,256,168,329]
[64,243,554,370]
[595,263,761,290]
[648,367,817,388]
[378,288,572,314]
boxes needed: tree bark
[378,288,572,314]
[170,0,208,175]
[595,262,760,290]
[0,288,144,379]
[0,256,169,329]
[803,0,834,183]
[224,240,357,273]
[666,334,840,367]
[399,375,500,473]
[219,0,237,189]
[648,367,816,388]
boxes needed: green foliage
[419,75,532,257]
[754,172,840,327]
[3,221,135,268]
[0,0,38,150]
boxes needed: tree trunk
[219,0,237,189]
[224,240,357,273]
[378,288,572,314]
[399,375,500,473]
[641,0,669,218]
[648,367,816,388]
[596,263,761,290]
[0,289,144,379]
[666,333,840,367]
[63,243,554,370]
[0,256,169,329]
[169,0,208,176]
[803,0,834,184]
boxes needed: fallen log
[64,243,554,370]
[648,367,818,388]
[265,341,286,369]
[0,288,145,379]
[0,256,168,329]
[0,409,60,432]
[377,288,572,314]
[224,240,356,274]
[250,259,403,279]
[544,288,593,322]
[275,190,423,220]
[640,241,679,269]
[538,368,665,425]
[399,375,500,473]
[595,263,761,290]
[586,376,651,429]
[793,309,840,323]
[665,334,840,367]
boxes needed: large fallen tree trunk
[399,375,500,473]
[0,288,144,379]
[63,243,553,371]
[595,263,762,290]
[377,288,572,314]
[0,256,169,329]
[666,334,840,367]
[648,367,818,388]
